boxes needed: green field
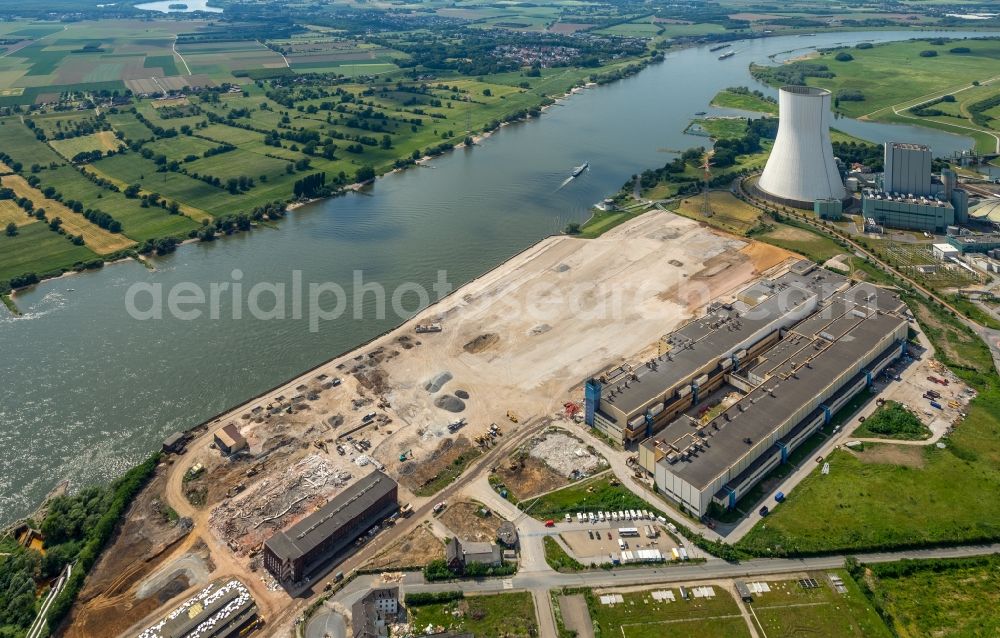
[749,572,892,638]
[752,37,1000,152]
[710,88,778,115]
[756,220,847,263]
[0,221,100,282]
[583,586,750,638]
[407,592,536,637]
[865,555,1000,637]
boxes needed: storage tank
[758,86,847,207]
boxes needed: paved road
[340,542,1000,599]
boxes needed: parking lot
[547,511,697,565]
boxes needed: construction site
[61,210,798,636]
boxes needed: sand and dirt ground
[69,210,796,637]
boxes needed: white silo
[758,85,846,207]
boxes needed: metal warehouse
[638,282,908,517]
[585,260,847,444]
[263,470,398,584]
[137,579,259,638]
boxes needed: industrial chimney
[758,86,846,207]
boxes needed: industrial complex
[587,261,909,517]
[263,470,398,584]
[859,143,970,233]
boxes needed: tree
[355,166,376,183]
[5,222,16,236]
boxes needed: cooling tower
[758,85,846,208]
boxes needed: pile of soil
[434,394,466,413]
[424,371,453,393]
[463,332,499,353]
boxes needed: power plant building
[263,471,398,584]
[861,190,955,233]
[757,86,847,208]
[637,282,908,517]
[883,142,932,196]
[861,144,969,232]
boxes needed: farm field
[48,131,124,159]
[748,573,892,638]
[1,174,134,253]
[583,585,751,638]
[407,592,537,637]
[0,20,203,106]
[866,555,1000,637]
[0,221,99,283]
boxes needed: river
[1,29,995,525]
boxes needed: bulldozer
[506,410,519,424]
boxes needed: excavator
[399,449,412,462]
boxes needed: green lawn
[853,401,932,440]
[866,555,1000,638]
[408,592,536,637]
[578,205,654,239]
[0,221,100,282]
[749,572,892,638]
[710,89,778,115]
[585,587,749,638]
[521,474,664,521]
[756,220,847,262]
[543,536,584,572]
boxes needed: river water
[1,29,994,524]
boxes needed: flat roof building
[933,243,960,260]
[948,232,1000,255]
[138,580,259,638]
[641,283,908,517]
[585,261,850,444]
[264,471,397,584]
[861,189,955,233]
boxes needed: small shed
[933,243,959,261]
[735,581,753,603]
[162,432,187,454]
[214,423,248,455]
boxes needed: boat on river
[571,162,589,177]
